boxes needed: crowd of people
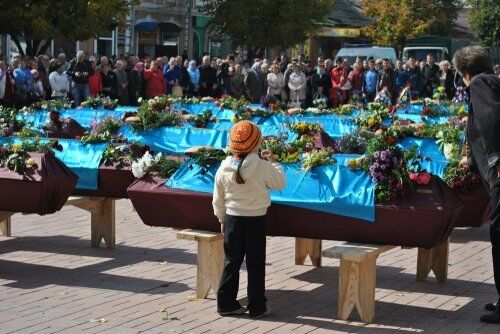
[1,49,500,109]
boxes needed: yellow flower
[12,143,20,152]
[26,158,36,166]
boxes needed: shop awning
[135,16,182,33]
[135,15,159,31]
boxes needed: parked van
[336,46,398,65]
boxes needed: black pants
[217,215,267,316]
[490,186,500,302]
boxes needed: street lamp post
[187,0,194,59]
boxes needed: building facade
[2,0,233,61]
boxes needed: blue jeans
[72,83,89,107]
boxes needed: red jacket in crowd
[143,69,166,97]
[89,70,102,96]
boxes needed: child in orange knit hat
[213,120,286,318]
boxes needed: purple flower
[373,151,380,158]
[372,177,378,182]
[373,162,379,168]
[380,151,387,161]
[380,164,386,170]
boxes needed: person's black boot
[481,305,500,324]
[485,302,498,312]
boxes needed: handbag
[172,80,183,97]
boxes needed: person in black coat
[198,55,217,97]
[129,62,144,106]
[100,64,117,99]
[455,46,500,324]
[422,54,440,98]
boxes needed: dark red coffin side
[127,176,461,249]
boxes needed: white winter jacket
[288,72,306,100]
[212,152,286,223]
[266,72,285,96]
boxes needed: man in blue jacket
[362,59,377,103]
[455,46,500,324]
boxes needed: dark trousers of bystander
[217,214,267,316]
[490,186,500,303]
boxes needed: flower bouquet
[374,87,391,106]
[186,147,228,174]
[347,136,412,204]
[261,135,300,163]
[289,122,323,137]
[260,94,278,108]
[33,98,72,111]
[0,139,62,175]
[443,158,481,193]
[301,147,336,171]
[452,86,469,104]
[132,97,184,131]
[81,116,123,144]
[81,96,119,110]
[188,110,215,128]
[337,130,371,154]
[432,86,448,101]
[217,95,250,112]
[132,151,182,179]
[0,106,25,137]
[175,96,201,106]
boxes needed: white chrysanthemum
[155,153,162,162]
[142,151,153,167]
[131,161,145,178]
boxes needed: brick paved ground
[1,199,500,334]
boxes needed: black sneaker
[480,309,500,324]
[250,308,272,319]
[485,302,498,312]
[218,307,247,316]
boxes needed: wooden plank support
[0,212,13,237]
[177,229,224,299]
[416,238,449,283]
[67,196,116,249]
[295,238,322,267]
[323,243,395,324]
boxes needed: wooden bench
[296,237,449,283]
[0,196,116,248]
[177,229,224,299]
[323,243,395,323]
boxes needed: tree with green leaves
[468,0,500,46]
[0,0,139,57]
[199,0,333,59]
[360,0,460,51]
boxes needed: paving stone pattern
[1,199,500,333]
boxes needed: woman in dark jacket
[129,62,144,106]
[100,64,118,99]
[439,60,455,100]
[0,61,15,106]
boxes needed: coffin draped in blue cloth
[117,124,230,154]
[0,137,107,190]
[166,154,376,222]
[398,137,450,179]
[20,108,130,130]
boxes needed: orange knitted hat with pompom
[229,120,262,154]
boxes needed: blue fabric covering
[174,102,217,115]
[260,115,358,139]
[396,109,449,125]
[166,155,375,222]
[398,137,449,179]
[0,137,106,190]
[117,124,229,154]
